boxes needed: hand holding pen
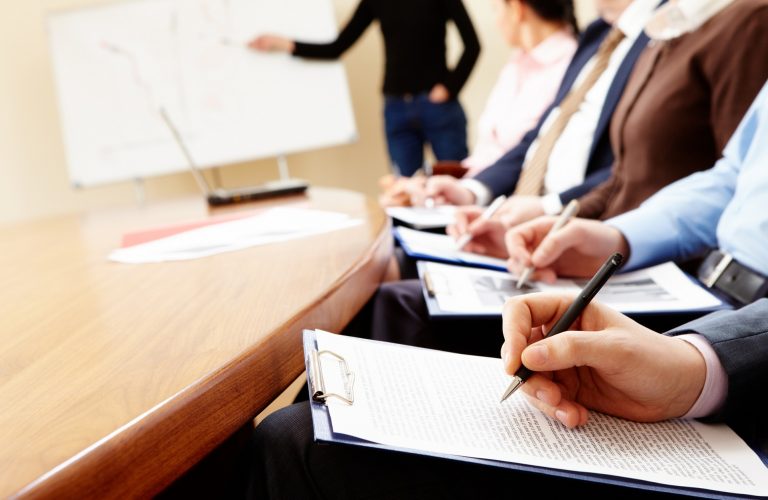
[500,253,623,403]
[497,276,706,428]
[515,199,580,289]
[505,213,629,285]
[454,195,507,250]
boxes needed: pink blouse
[463,30,577,177]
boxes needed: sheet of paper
[109,207,361,263]
[314,330,768,497]
[395,226,508,270]
[385,206,456,229]
[421,261,724,315]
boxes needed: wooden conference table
[0,188,393,498]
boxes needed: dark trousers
[384,94,468,177]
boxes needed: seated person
[417,0,768,231]
[353,75,768,354]
[246,293,768,499]
[380,0,579,206]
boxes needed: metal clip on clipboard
[308,349,355,405]
[422,270,453,298]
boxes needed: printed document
[313,330,768,497]
[109,208,361,263]
[419,261,724,315]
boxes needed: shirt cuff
[607,209,679,272]
[541,193,564,216]
[677,334,728,419]
[460,179,492,206]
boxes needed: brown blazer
[578,0,768,220]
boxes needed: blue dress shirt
[609,79,768,275]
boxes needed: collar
[616,0,664,39]
[644,0,734,40]
[524,29,577,66]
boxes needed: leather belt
[697,250,768,305]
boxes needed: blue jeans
[383,93,468,177]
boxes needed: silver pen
[516,199,580,289]
[455,195,508,250]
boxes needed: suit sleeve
[292,0,374,59]
[703,5,768,153]
[442,0,481,97]
[558,166,612,205]
[666,299,768,449]
[575,172,618,219]
[470,124,541,198]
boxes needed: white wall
[0,0,597,225]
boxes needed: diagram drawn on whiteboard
[47,0,358,187]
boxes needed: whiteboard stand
[277,155,291,181]
[211,168,222,189]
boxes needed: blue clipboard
[303,330,764,499]
[393,226,507,271]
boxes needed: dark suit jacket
[668,299,768,453]
[472,18,651,202]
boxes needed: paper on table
[314,330,768,497]
[420,261,724,315]
[385,206,456,230]
[109,208,362,263]
[395,226,508,270]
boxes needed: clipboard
[393,226,508,271]
[417,260,732,320]
[418,261,509,318]
[385,206,455,232]
[302,330,765,499]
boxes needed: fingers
[501,294,575,374]
[504,217,557,275]
[521,328,615,374]
[425,176,474,205]
[529,224,585,268]
[520,376,589,428]
[450,206,482,236]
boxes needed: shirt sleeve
[442,0,481,97]
[607,147,738,271]
[292,0,374,60]
[677,334,728,419]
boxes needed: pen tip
[500,377,523,403]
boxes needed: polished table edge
[11,216,394,499]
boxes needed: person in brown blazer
[576,0,768,219]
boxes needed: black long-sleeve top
[292,0,480,98]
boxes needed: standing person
[249,0,481,177]
[380,0,580,207]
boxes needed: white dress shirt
[537,0,661,214]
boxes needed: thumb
[530,224,580,268]
[521,331,607,372]
[467,217,494,237]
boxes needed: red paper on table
[121,211,259,248]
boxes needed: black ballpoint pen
[500,252,624,403]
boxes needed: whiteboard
[47,0,358,187]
